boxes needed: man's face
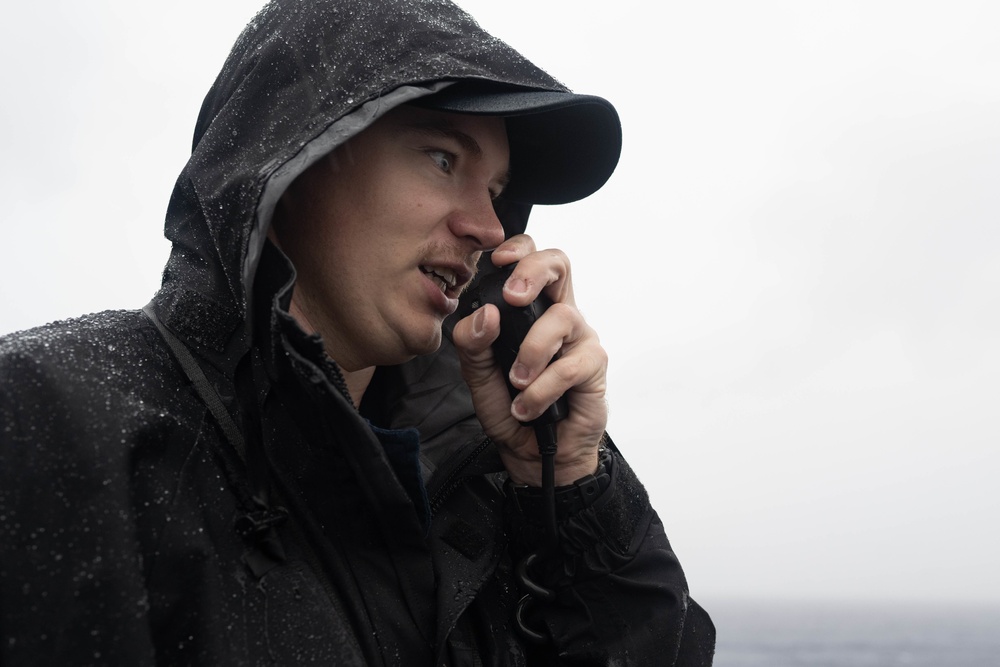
[271,105,510,371]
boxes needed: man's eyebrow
[402,121,484,158]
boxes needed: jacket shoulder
[1,309,154,366]
[0,309,174,404]
[0,308,199,475]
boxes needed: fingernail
[511,400,529,420]
[472,308,486,337]
[505,277,528,295]
[511,362,530,384]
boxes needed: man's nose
[448,192,506,250]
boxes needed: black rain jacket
[0,0,715,664]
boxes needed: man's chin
[391,328,444,365]
[412,329,444,356]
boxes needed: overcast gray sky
[2,1,997,609]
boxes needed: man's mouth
[420,265,460,296]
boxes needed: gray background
[1,0,997,610]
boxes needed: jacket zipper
[428,436,493,516]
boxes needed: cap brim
[414,83,622,205]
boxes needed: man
[0,0,714,664]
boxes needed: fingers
[485,234,593,420]
[451,303,532,449]
[492,235,575,308]
[505,301,581,390]
[512,353,608,424]
[490,233,536,263]
[451,303,500,371]
[455,235,609,486]
[508,305,608,423]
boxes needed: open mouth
[420,265,464,297]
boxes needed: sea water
[709,599,1000,666]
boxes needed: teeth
[421,266,457,293]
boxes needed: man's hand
[451,234,608,486]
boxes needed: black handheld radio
[467,262,569,432]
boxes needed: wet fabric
[0,0,715,664]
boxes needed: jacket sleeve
[505,444,716,666]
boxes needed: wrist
[553,451,601,486]
[508,447,612,519]
[503,448,601,487]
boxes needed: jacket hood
[153,0,574,365]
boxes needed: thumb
[452,303,537,462]
[451,304,501,385]
[451,303,524,439]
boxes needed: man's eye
[427,150,454,173]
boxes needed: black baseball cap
[414,81,622,205]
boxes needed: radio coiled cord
[514,422,559,644]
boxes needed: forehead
[373,105,509,156]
